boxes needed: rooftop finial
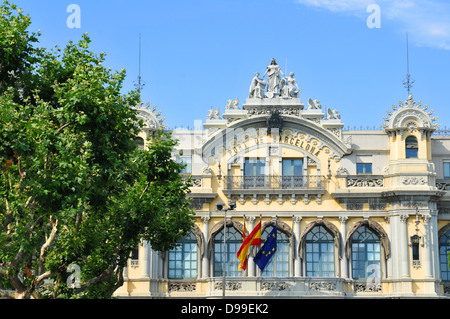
[402,32,414,96]
[134,33,146,94]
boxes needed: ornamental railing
[225,175,325,190]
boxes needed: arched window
[351,225,381,280]
[305,226,335,277]
[214,226,242,277]
[405,136,418,158]
[168,232,198,279]
[261,226,290,277]
[439,229,450,281]
[134,137,145,150]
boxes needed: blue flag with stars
[254,222,277,272]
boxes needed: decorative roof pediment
[382,94,439,134]
[201,58,352,162]
[134,100,166,131]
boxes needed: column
[430,212,440,279]
[339,216,348,278]
[201,216,210,278]
[422,214,433,278]
[399,214,410,278]
[385,216,393,279]
[293,216,302,277]
[141,241,150,278]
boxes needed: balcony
[223,175,326,205]
[226,175,325,190]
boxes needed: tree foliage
[0,0,194,298]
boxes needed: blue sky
[14,0,450,130]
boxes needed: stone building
[114,59,450,298]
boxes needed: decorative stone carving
[134,101,166,130]
[249,72,266,99]
[346,202,363,210]
[283,72,300,98]
[169,282,197,292]
[215,282,242,291]
[326,108,340,120]
[336,166,349,176]
[402,176,426,185]
[436,182,450,190]
[347,177,384,187]
[261,282,289,291]
[207,107,221,120]
[369,200,386,210]
[267,110,283,134]
[191,178,202,187]
[355,283,382,293]
[307,98,322,110]
[309,281,336,291]
[382,94,439,133]
[202,167,212,175]
[263,58,284,98]
[226,97,239,110]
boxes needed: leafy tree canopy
[0,0,194,299]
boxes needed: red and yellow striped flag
[237,220,261,270]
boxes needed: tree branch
[38,216,58,274]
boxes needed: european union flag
[254,223,277,272]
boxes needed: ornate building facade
[114,59,450,298]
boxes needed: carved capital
[422,214,431,224]
[400,214,409,223]
[201,216,210,223]
[293,216,302,223]
[339,216,348,224]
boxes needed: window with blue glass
[444,162,450,178]
[439,230,450,281]
[405,136,418,159]
[260,226,290,277]
[305,226,335,277]
[244,158,265,188]
[282,158,303,188]
[356,163,372,174]
[351,225,381,280]
[214,226,242,277]
[168,232,198,279]
[179,156,192,174]
[244,158,265,176]
[282,158,303,176]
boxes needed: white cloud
[295,0,450,50]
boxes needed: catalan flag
[237,219,261,271]
[254,222,277,272]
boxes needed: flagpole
[258,214,262,277]
[241,214,246,275]
[223,208,226,298]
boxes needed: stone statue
[308,98,322,110]
[226,97,239,110]
[326,108,340,120]
[286,72,300,98]
[263,58,284,97]
[249,72,266,99]
[207,107,221,120]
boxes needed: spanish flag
[237,218,262,271]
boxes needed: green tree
[0,0,194,298]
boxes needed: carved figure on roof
[249,72,266,99]
[226,97,239,110]
[263,58,284,96]
[285,72,300,98]
[326,108,340,120]
[207,107,221,120]
[307,98,322,110]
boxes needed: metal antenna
[403,32,414,95]
[134,33,146,94]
